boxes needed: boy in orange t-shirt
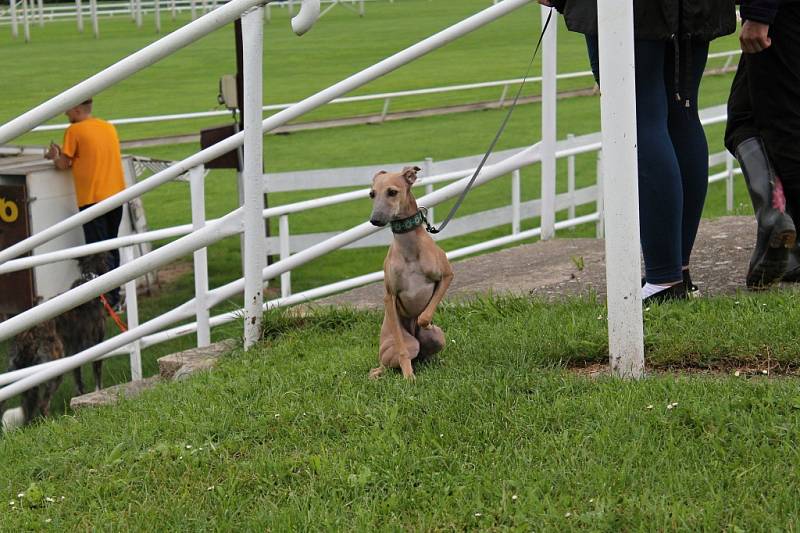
[45,98,126,308]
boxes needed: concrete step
[70,376,161,411]
[69,339,237,410]
[157,339,236,381]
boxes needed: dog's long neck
[392,193,427,258]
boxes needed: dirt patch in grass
[570,360,800,379]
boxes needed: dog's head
[369,166,421,227]
[76,253,112,280]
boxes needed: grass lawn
[2,296,800,530]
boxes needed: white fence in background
[1,0,371,39]
[28,49,741,139]
[0,0,742,406]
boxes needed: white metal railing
[0,0,742,402]
[0,0,542,403]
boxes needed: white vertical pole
[170,0,176,20]
[597,0,644,379]
[200,0,207,14]
[288,0,294,16]
[359,0,364,17]
[22,0,29,43]
[135,0,143,27]
[90,0,98,38]
[424,157,434,224]
[190,166,211,347]
[279,215,291,298]
[190,0,195,19]
[120,246,142,381]
[154,0,161,33]
[76,0,83,32]
[10,0,18,39]
[596,151,604,238]
[725,151,734,213]
[36,0,43,27]
[242,5,266,350]
[539,5,557,240]
[511,168,521,235]
[130,0,135,20]
[567,133,576,220]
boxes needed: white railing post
[76,0,83,32]
[190,165,211,347]
[424,157,434,224]
[36,0,43,27]
[155,0,161,32]
[380,97,391,122]
[242,5,266,350]
[120,245,142,381]
[511,168,521,234]
[22,0,30,43]
[596,150,604,238]
[725,151,734,212]
[171,0,176,20]
[567,133,576,220]
[279,215,291,298]
[10,0,18,39]
[136,0,143,27]
[539,5,557,240]
[498,83,509,107]
[190,0,195,19]
[90,0,98,38]
[597,0,644,379]
[359,0,363,17]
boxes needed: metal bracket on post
[539,4,557,240]
[597,0,644,379]
[241,5,266,350]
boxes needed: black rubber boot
[736,137,796,289]
[783,247,800,282]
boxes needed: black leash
[423,7,554,234]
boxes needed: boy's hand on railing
[44,142,60,160]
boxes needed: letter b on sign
[0,197,19,223]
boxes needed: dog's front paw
[417,313,433,329]
[368,366,385,380]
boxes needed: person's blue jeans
[586,37,710,284]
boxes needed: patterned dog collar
[390,210,425,234]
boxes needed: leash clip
[418,206,439,234]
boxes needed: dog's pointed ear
[402,165,422,185]
[372,170,388,183]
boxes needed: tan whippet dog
[368,166,454,380]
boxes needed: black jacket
[551,0,736,41]
[740,0,800,24]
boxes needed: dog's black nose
[370,219,386,227]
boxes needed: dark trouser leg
[635,40,684,285]
[664,40,711,268]
[80,204,124,304]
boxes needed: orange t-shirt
[61,117,125,207]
